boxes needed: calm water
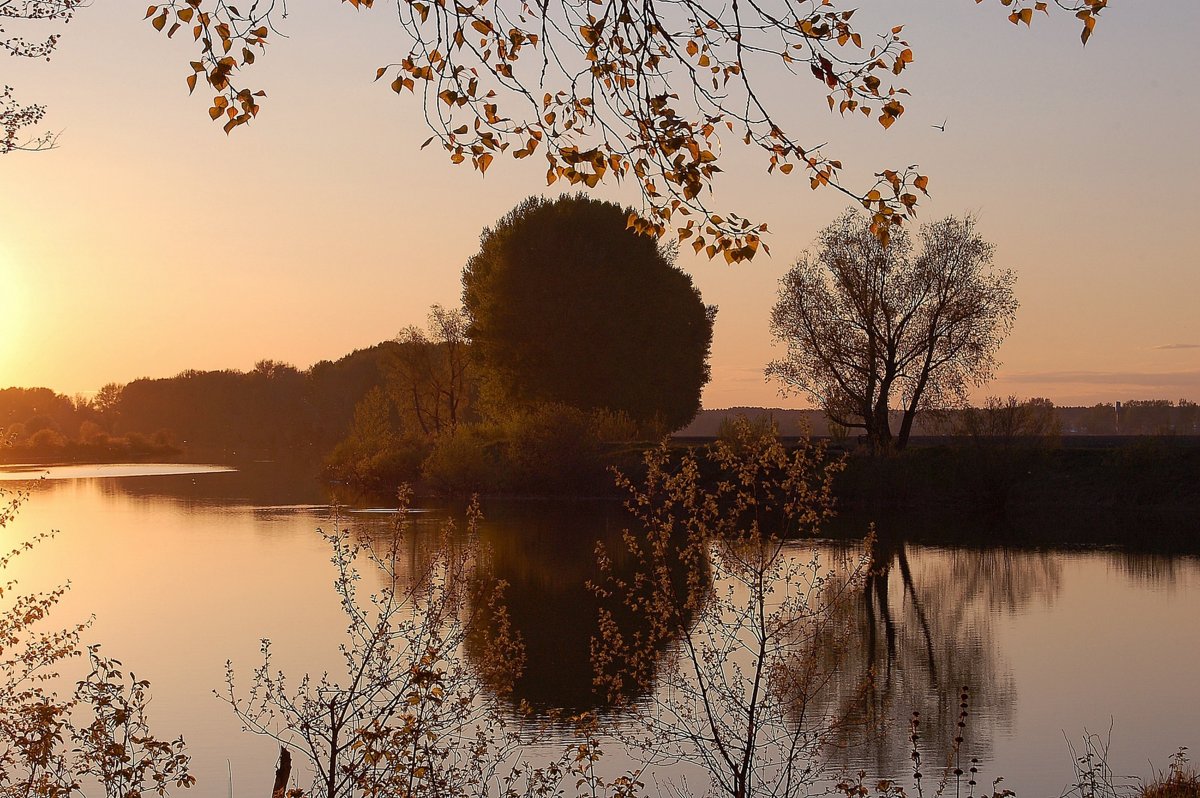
[3,463,1198,797]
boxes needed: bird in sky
[932,119,947,132]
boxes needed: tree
[1080,403,1116,435]
[955,396,1061,442]
[462,194,715,433]
[768,210,1017,452]
[1120,399,1173,435]
[389,304,476,436]
[223,496,642,798]
[2,0,83,154]
[223,497,527,798]
[140,0,1109,259]
[593,417,868,798]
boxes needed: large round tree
[462,194,715,432]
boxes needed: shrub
[592,408,640,443]
[503,402,603,494]
[27,427,67,452]
[421,424,502,495]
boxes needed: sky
[1,0,1198,409]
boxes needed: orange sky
[1,1,1197,409]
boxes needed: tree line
[1,345,399,461]
[2,195,716,497]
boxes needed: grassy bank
[831,438,1200,551]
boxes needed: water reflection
[3,466,1197,797]
[468,499,699,712]
[812,536,1061,779]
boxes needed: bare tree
[389,305,474,436]
[140,0,1109,259]
[1,0,84,153]
[768,211,1018,452]
[222,494,529,798]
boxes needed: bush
[717,412,778,451]
[325,435,429,493]
[591,408,640,443]
[503,403,603,494]
[27,427,67,452]
[421,425,502,495]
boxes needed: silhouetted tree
[956,396,1060,442]
[1080,403,1117,435]
[1177,399,1199,435]
[0,387,80,439]
[1121,399,1173,435]
[462,194,715,433]
[389,305,476,436]
[768,211,1017,452]
[0,487,195,795]
[142,0,1108,259]
[593,418,864,798]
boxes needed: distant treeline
[0,343,400,462]
[679,399,1200,439]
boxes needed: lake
[3,461,1197,797]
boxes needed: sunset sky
[2,0,1197,409]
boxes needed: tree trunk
[896,406,916,450]
[271,747,291,798]
[870,406,894,453]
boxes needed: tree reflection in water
[803,533,1062,779]
[465,499,700,713]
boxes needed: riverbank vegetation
[0,486,195,795]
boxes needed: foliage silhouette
[768,211,1018,452]
[141,0,1108,257]
[389,305,478,437]
[222,494,525,797]
[1,0,83,153]
[463,194,715,433]
[323,386,430,491]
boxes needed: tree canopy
[768,210,1017,452]
[137,0,1110,259]
[388,304,476,436]
[462,194,715,432]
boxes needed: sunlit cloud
[1154,343,1200,350]
[721,367,772,385]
